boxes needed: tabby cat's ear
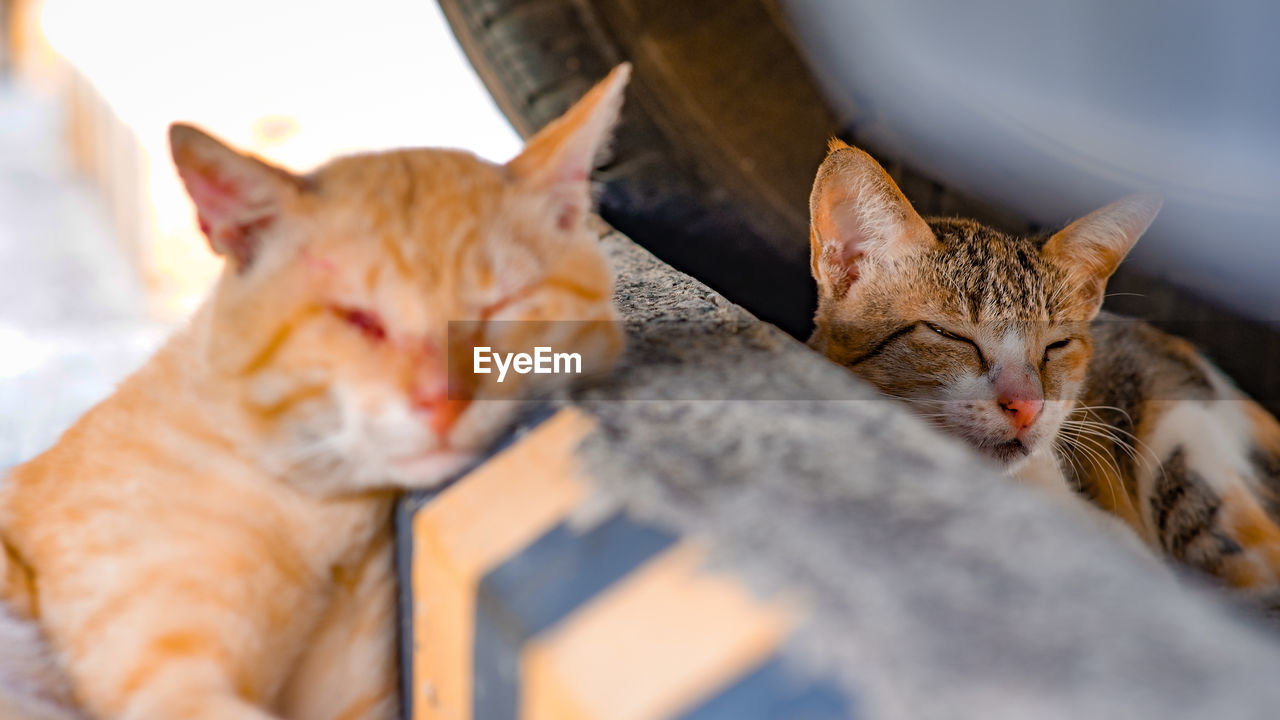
[809,140,934,299]
[170,124,300,271]
[1041,193,1162,312]
[505,63,631,230]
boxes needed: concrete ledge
[400,230,1280,720]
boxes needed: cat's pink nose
[411,390,470,438]
[994,366,1043,434]
[998,395,1043,433]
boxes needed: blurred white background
[1,0,520,465]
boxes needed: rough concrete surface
[573,231,1280,720]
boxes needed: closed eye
[924,322,972,344]
[1042,337,1073,363]
[923,322,985,366]
[331,305,387,341]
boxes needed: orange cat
[0,66,629,720]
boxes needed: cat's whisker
[1066,407,1150,462]
[1073,404,1138,427]
[1068,406,1134,430]
[1054,432,1107,504]
[1058,424,1126,510]
[1056,432,1111,505]
[1061,417,1174,521]
[1082,428,1149,511]
[1062,421,1143,468]
[1051,436,1082,483]
[1060,421,1127,467]
[1063,410,1165,478]
[1053,434,1101,500]
[1080,420,1172,509]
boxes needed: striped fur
[0,66,630,720]
[809,140,1280,594]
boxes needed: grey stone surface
[573,231,1280,720]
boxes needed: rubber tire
[436,0,844,337]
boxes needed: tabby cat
[808,139,1280,590]
[0,66,630,720]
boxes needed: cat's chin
[385,450,478,488]
[978,437,1033,466]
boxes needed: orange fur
[1217,486,1280,588]
[0,65,631,720]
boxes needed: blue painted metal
[472,513,678,720]
[676,656,855,720]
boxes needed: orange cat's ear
[809,141,934,299]
[505,63,631,230]
[1042,193,1162,312]
[170,123,300,271]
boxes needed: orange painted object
[521,543,793,720]
[409,409,593,720]
[401,408,841,720]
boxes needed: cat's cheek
[243,368,329,411]
[1051,346,1092,385]
[447,401,521,451]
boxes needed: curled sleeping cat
[808,139,1280,591]
[0,66,630,720]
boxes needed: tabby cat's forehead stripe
[926,218,1055,324]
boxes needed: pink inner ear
[839,249,865,283]
[559,167,589,183]
[546,182,589,231]
[829,195,872,263]
[838,240,865,267]
[180,165,245,227]
[555,199,583,230]
[178,160,278,269]
[818,196,870,274]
